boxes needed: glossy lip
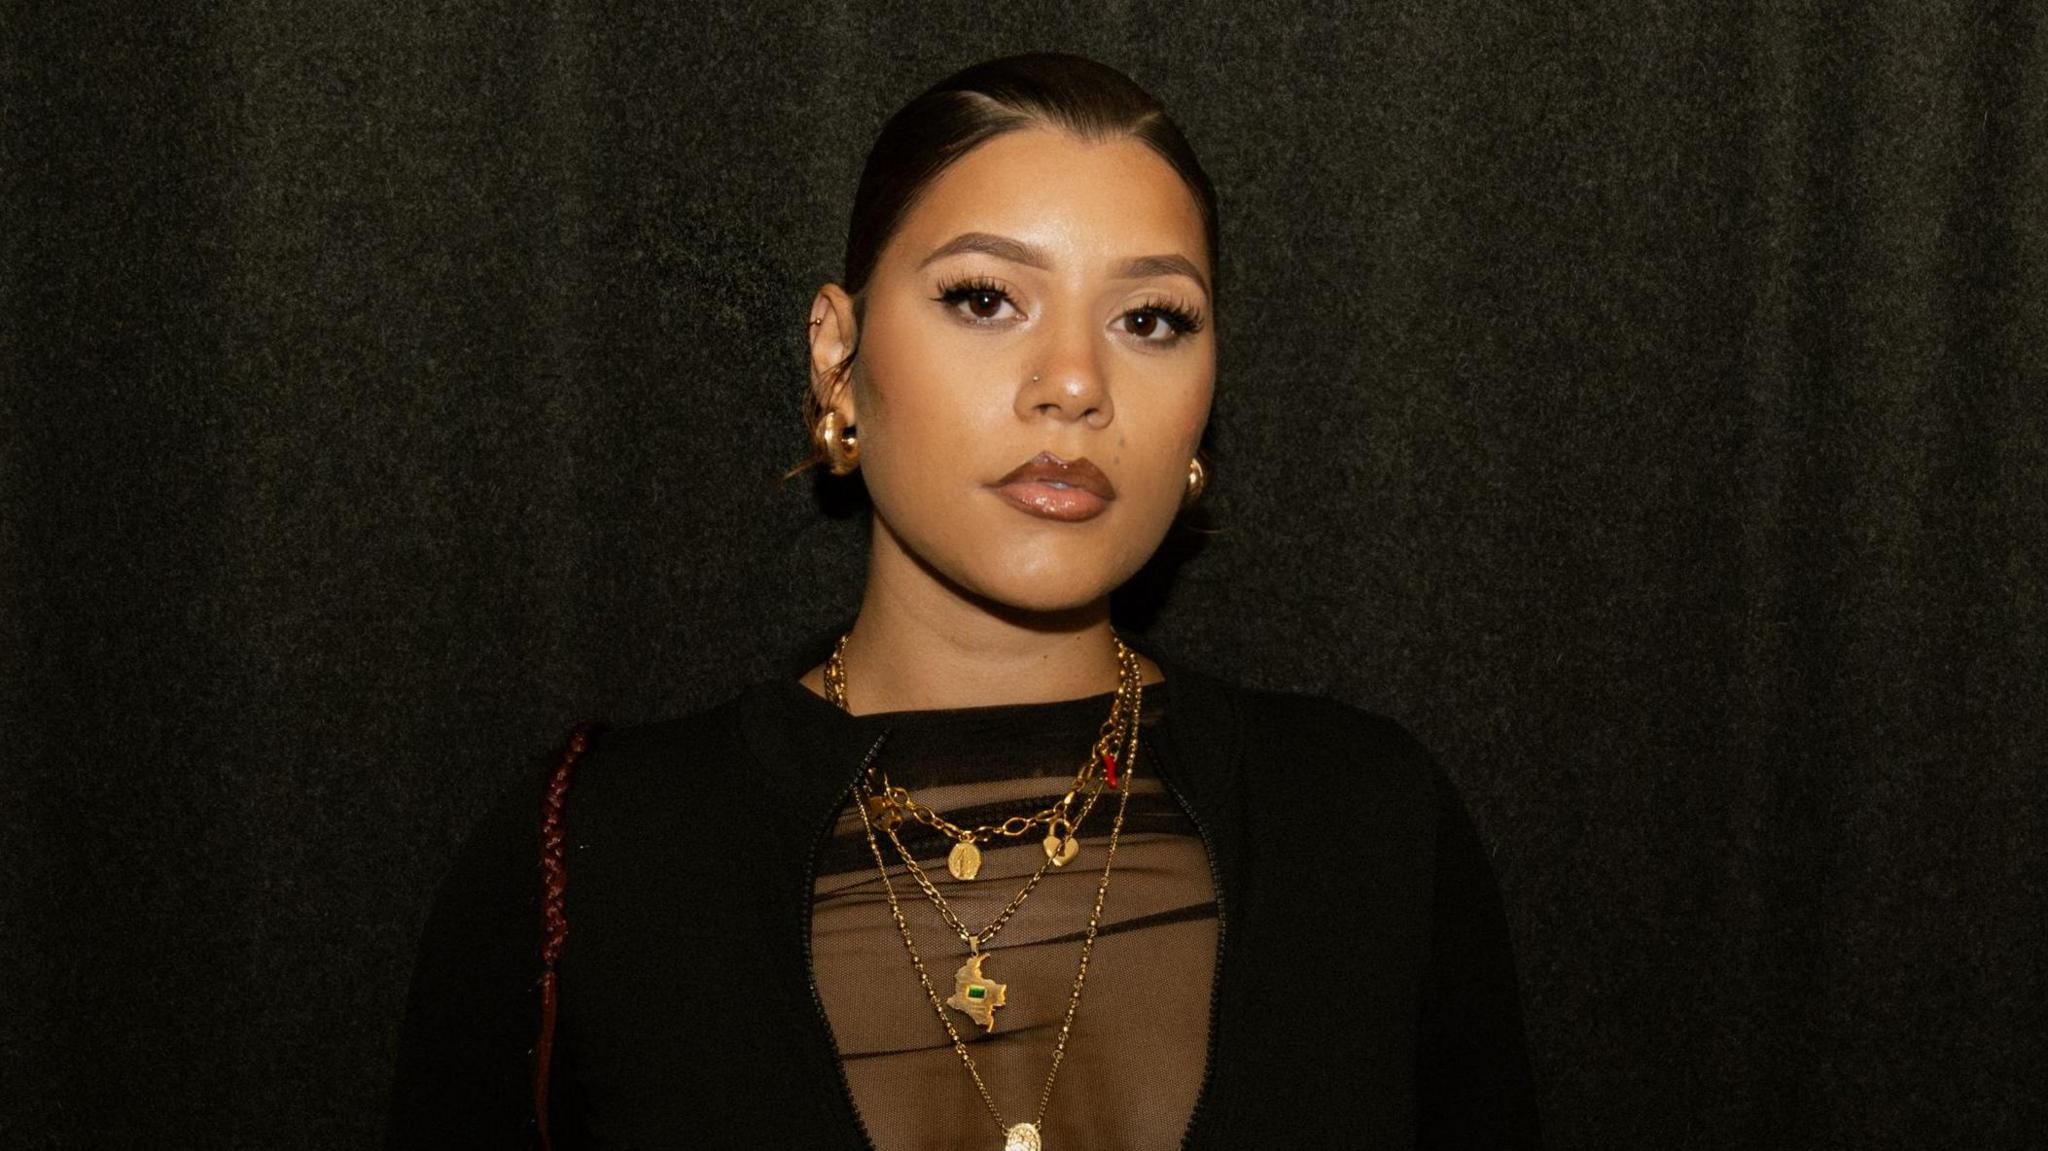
[989,451,1117,522]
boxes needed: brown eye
[935,278,1022,326]
[1121,299,1204,345]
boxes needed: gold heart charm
[1042,832,1080,867]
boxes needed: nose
[1015,320,1112,428]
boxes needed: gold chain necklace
[849,671,1142,1151]
[827,631,1138,1022]
[871,769,1110,957]
[862,714,1128,1023]
[826,633,1139,880]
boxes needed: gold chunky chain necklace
[870,767,1112,962]
[827,633,1138,880]
[833,632,1143,1151]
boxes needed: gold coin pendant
[946,839,983,881]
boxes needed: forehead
[888,127,1208,280]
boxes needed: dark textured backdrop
[4,1,2043,1147]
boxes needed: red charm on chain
[1102,751,1120,790]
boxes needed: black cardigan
[385,652,1543,1149]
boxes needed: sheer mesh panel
[809,683,1217,1150]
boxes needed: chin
[947,541,1142,617]
[973,580,1112,617]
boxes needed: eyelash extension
[934,277,1206,340]
[933,276,1013,317]
[1132,295,1205,337]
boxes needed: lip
[990,451,1116,523]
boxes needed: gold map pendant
[947,952,1008,1031]
[947,839,983,880]
[1002,1122,1041,1151]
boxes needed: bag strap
[536,721,603,1151]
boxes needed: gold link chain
[848,654,1142,1141]
[828,634,1138,847]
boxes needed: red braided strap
[536,721,602,1151]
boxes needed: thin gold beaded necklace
[835,634,1143,1151]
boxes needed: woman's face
[812,126,1216,615]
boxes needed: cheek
[1138,379,1215,491]
[1180,375,1216,449]
[860,375,995,481]
[854,297,1007,461]
[854,366,1010,524]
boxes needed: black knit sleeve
[383,753,550,1151]
[1415,763,1545,1149]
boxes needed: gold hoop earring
[814,410,860,475]
[1182,456,1207,506]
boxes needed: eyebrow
[917,231,1211,301]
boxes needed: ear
[807,284,860,426]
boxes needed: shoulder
[580,689,748,760]
[453,698,746,856]
[1245,686,1443,810]
[1240,684,1432,759]
[543,690,752,822]
[1159,655,1445,826]
[1163,653,1436,777]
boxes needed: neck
[824,529,1127,715]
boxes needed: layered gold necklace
[828,631,1143,1151]
[827,633,1137,880]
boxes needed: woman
[387,52,1541,1151]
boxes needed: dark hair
[798,52,1221,472]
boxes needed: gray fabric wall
[4,1,2043,1146]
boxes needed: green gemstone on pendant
[967,985,986,1000]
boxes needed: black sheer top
[383,658,1544,1150]
[808,681,1216,1150]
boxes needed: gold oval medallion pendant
[947,839,983,881]
[1003,1122,1041,1151]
